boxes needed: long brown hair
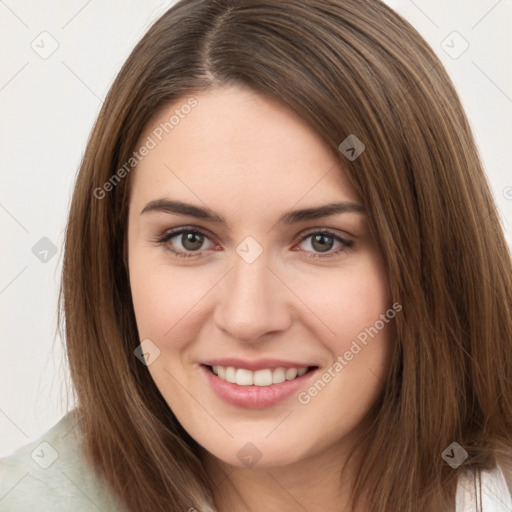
[58,0,512,510]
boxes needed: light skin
[127,84,395,511]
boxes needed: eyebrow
[140,198,365,225]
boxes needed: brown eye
[179,232,205,251]
[156,228,215,258]
[310,233,335,253]
[297,230,354,259]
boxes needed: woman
[1,0,512,511]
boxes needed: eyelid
[154,225,354,259]
[298,226,353,240]
[156,225,218,245]
[155,225,353,243]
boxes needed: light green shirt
[0,411,128,512]
[2,411,512,511]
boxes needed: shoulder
[497,454,512,497]
[456,457,512,511]
[0,410,128,512]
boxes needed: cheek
[128,249,215,346]
[289,254,391,348]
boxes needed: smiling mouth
[203,364,317,387]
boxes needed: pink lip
[202,357,315,371]
[200,364,318,409]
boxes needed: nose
[213,249,293,344]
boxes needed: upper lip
[201,358,317,371]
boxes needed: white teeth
[253,369,273,386]
[272,367,286,384]
[285,368,298,380]
[210,365,310,386]
[236,368,253,386]
[225,366,236,383]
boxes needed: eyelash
[153,226,354,260]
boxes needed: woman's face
[127,84,395,469]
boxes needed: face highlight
[127,84,394,470]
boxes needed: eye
[155,227,216,258]
[295,229,354,259]
[153,227,354,259]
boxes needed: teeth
[236,368,253,386]
[225,366,236,382]
[210,365,310,386]
[253,369,272,386]
[285,368,297,380]
[272,367,286,384]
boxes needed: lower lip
[200,365,317,409]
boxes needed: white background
[1,0,511,456]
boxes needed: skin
[127,84,395,511]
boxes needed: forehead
[129,85,360,212]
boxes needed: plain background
[1,0,511,457]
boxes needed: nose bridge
[213,247,291,342]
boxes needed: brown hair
[59,0,512,510]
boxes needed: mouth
[200,363,319,409]
[204,364,317,386]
